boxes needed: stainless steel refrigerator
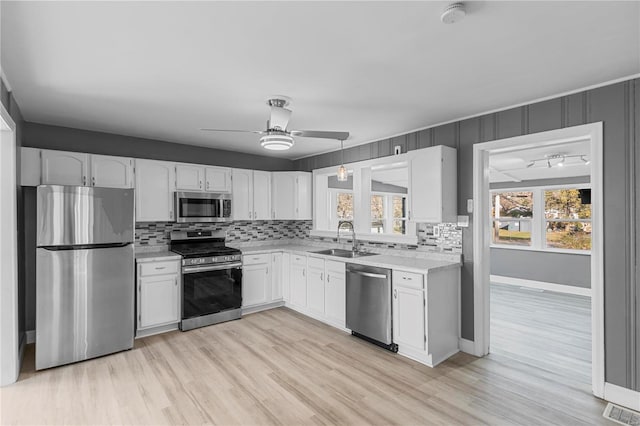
[36,185,135,370]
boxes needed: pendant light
[337,140,348,181]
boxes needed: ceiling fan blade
[200,128,265,134]
[289,130,349,140]
[269,106,292,131]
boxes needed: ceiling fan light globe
[260,134,294,150]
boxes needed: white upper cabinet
[253,170,272,220]
[175,164,205,191]
[232,168,253,220]
[205,167,231,192]
[135,159,176,222]
[90,155,134,188]
[21,147,41,186]
[272,172,312,220]
[41,150,89,186]
[409,145,457,223]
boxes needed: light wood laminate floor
[2,306,606,425]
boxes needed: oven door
[182,263,242,320]
[175,192,232,223]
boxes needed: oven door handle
[183,262,243,274]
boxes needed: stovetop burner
[169,230,242,266]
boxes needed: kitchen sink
[311,248,376,258]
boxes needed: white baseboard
[490,275,591,297]
[604,382,640,411]
[458,338,476,355]
[25,330,35,344]
[242,300,285,315]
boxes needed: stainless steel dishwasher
[346,263,397,352]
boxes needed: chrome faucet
[338,220,358,252]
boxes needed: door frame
[472,122,604,398]
[0,102,19,386]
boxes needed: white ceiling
[489,139,591,182]
[1,1,638,160]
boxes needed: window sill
[310,229,418,245]
[490,244,591,256]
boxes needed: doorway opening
[472,123,604,398]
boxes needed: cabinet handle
[91,176,95,186]
[394,289,398,299]
[199,180,202,189]
[403,276,412,280]
[254,211,257,219]
[327,274,330,283]
[249,211,252,219]
[206,181,209,190]
[155,266,166,270]
[83,175,87,186]
[303,269,305,277]
[320,272,323,281]
[175,278,178,286]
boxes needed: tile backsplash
[136,220,462,253]
[136,220,313,246]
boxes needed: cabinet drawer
[307,256,325,270]
[139,260,179,277]
[325,260,345,274]
[393,270,423,289]
[243,253,270,265]
[291,254,307,266]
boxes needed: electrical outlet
[394,145,402,155]
[467,199,474,213]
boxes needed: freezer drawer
[36,245,134,370]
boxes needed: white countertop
[135,249,181,263]
[234,242,461,274]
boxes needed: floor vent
[603,403,640,425]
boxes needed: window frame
[490,183,591,255]
[370,191,408,235]
[328,188,354,232]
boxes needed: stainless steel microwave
[174,191,232,223]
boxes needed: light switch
[467,199,474,213]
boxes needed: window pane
[491,191,533,219]
[546,221,591,250]
[392,196,406,219]
[392,220,405,235]
[492,219,532,246]
[371,195,384,233]
[336,193,353,221]
[545,189,591,219]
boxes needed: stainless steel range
[170,230,242,331]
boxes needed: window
[370,193,408,235]
[329,190,354,232]
[490,186,591,252]
[491,191,533,246]
[545,189,591,250]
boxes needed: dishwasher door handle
[349,270,388,279]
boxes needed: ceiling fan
[201,96,349,150]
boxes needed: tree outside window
[491,191,533,246]
[545,189,591,250]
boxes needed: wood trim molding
[604,382,640,411]
[490,275,591,297]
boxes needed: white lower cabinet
[271,252,284,301]
[242,263,270,307]
[136,258,181,337]
[393,284,425,351]
[289,254,307,308]
[324,260,346,327]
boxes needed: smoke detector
[441,3,466,24]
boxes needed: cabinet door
[176,164,204,191]
[253,171,272,220]
[135,159,176,222]
[139,274,180,328]
[242,263,270,307]
[271,252,283,301]
[282,253,291,302]
[41,150,89,186]
[205,167,231,192]
[325,261,346,326]
[90,155,133,188]
[232,169,253,220]
[307,265,325,316]
[272,172,296,220]
[409,146,457,223]
[290,264,307,308]
[392,285,425,351]
[21,147,41,186]
[295,172,313,220]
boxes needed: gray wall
[1,78,26,343]
[491,248,590,288]
[23,122,296,171]
[295,79,640,392]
